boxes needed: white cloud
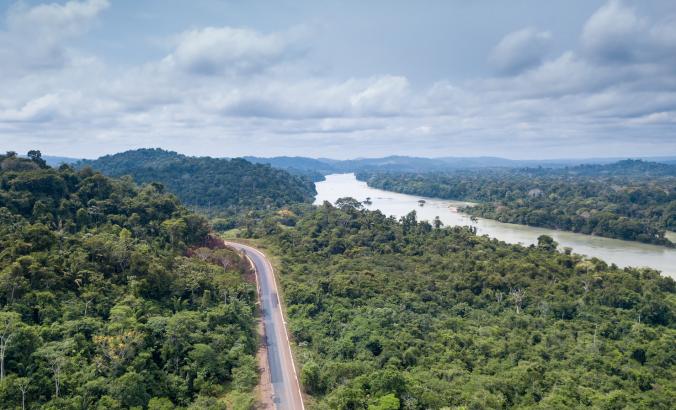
[0,0,109,73]
[183,76,410,120]
[582,0,676,65]
[7,0,109,36]
[164,26,304,76]
[0,94,61,122]
[350,76,409,116]
[490,27,551,74]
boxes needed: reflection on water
[315,173,676,278]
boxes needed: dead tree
[510,288,526,314]
[0,313,19,381]
[16,377,30,410]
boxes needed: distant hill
[243,156,337,173]
[536,159,676,177]
[241,155,676,175]
[42,155,81,167]
[78,149,317,211]
[243,156,330,181]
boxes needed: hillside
[0,152,258,408]
[238,155,676,176]
[243,202,676,409]
[243,156,328,182]
[78,149,317,212]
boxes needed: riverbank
[315,173,676,278]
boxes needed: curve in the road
[225,242,305,410]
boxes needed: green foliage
[78,148,317,213]
[231,355,258,392]
[187,395,227,410]
[249,202,676,409]
[358,160,676,246]
[301,360,323,395]
[148,397,176,410]
[110,371,149,408]
[227,390,255,410]
[369,393,400,410]
[0,155,257,408]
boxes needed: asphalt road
[224,242,305,410]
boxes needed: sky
[0,0,675,159]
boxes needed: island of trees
[0,151,258,409]
[358,160,676,246]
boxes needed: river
[314,173,676,278]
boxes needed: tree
[0,312,20,381]
[15,377,30,410]
[188,395,227,410]
[401,210,417,234]
[148,397,175,410]
[110,371,150,408]
[162,219,187,246]
[27,150,47,168]
[188,343,217,379]
[537,235,558,252]
[228,391,255,410]
[231,355,258,392]
[93,330,143,375]
[335,197,364,212]
[369,393,400,410]
[301,360,323,395]
[510,288,526,314]
[36,340,73,397]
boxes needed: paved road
[224,242,305,410]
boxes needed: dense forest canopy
[78,149,317,213]
[241,200,676,409]
[239,155,676,177]
[0,151,258,409]
[358,160,676,246]
[5,148,676,409]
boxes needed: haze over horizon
[1,0,676,159]
[21,150,676,163]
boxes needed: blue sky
[1,0,675,159]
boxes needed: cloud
[0,0,109,73]
[7,0,109,36]
[1,0,676,159]
[490,27,551,74]
[472,1,676,124]
[350,76,410,116]
[582,0,676,65]
[192,76,410,119]
[0,94,61,122]
[164,26,305,76]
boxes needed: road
[224,241,305,410]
